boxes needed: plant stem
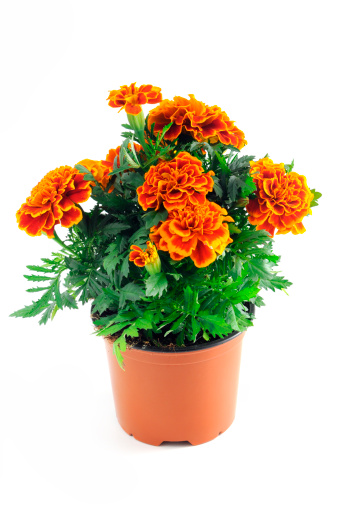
[53,229,76,256]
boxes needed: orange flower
[16,166,92,238]
[137,152,215,212]
[246,158,314,237]
[129,242,161,274]
[77,159,112,192]
[107,83,162,115]
[149,201,234,268]
[148,94,247,149]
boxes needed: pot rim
[130,328,242,353]
[96,303,255,354]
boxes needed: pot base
[105,332,244,447]
[118,417,236,446]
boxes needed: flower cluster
[246,158,314,237]
[148,94,246,149]
[16,166,92,238]
[135,150,234,268]
[13,82,320,355]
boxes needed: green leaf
[198,313,232,338]
[10,304,42,319]
[26,286,51,293]
[212,175,223,198]
[39,303,56,325]
[246,258,273,281]
[226,304,253,332]
[145,273,168,298]
[228,175,244,201]
[103,252,124,278]
[310,189,322,207]
[284,159,294,173]
[24,274,54,282]
[97,322,127,337]
[120,254,130,282]
[215,152,230,175]
[128,227,149,246]
[121,171,144,190]
[119,283,145,308]
[135,317,153,330]
[144,208,168,229]
[231,284,260,304]
[54,278,63,309]
[26,265,54,273]
[103,223,131,235]
[113,336,127,369]
[241,175,256,196]
[191,318,201,341]
[183,286,200,315]
[61,291,78,310]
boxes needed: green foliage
[310,189,322,207]
[12,106,320,367]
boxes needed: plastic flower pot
[105,329,247,446]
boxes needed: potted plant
[12,83,321,445]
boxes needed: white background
[1,0,336,506]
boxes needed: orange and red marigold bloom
[129,241,159,267]
[16,166,92,238]
[137,151,215,212]
[107,83,162,115]
[246,158,314,237]
[150,200,233,268]
[148,94,247,149]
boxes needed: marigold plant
[12,83,321,366]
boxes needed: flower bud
[235,197,249,207]
[129,241,161,274]
[127,110,145,132]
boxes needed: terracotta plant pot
[105,330,246,446]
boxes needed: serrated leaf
[24,274,54,282]
[26,265,54,273]
[135,317,153,330]
[39,303,56,325]
[120,254,130,282]
[198,313,232,338]
[183,286,200,315]
[26,286,51,293]
[103,223,131,235]
[145,273,168,298]
[310,189,322,207]
[119,283,145,308]
[228,175,244,201]
[113,336,127,369]
[144,208,168,229]
[191,318,201,341]
[61,291,78,310]
[97,321,127,337]
[284,159,294,173]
